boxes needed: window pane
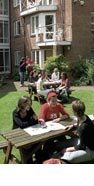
[17,21,20,34]
[4,21,8,43]
[31,17,35,33]
[5,50,9,71]
[31,51,35,62]
[4,0,8,15]
[36,51,39,64]
[0,21,3,43]
[0,50,4,72]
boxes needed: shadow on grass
[0,80,17,98]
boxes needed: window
[15,51,21,65]
[45,15,54,40]
[90,49,94,61]
[31,16,39,34]
[0,20,9,43]
[31,50,39,64]
[14,20,21,36]
[13,0,20,7]
[91,12,94,31]
[0,49,10,73]
[0,0,8,15]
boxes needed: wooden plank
[12,129,70,148]
[0,141,8,149]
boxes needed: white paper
[24,121,65,136]
[88,115,94,121]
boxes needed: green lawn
[0,89,94,163]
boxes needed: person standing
[19,57,26,87]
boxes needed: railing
[20,0,56,11]
[36,23,72,43]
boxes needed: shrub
[44,54,69,75]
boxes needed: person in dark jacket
[13,96,38,129]
[19,57,26,87]
[12,96,42,163]
[59,100,94,163]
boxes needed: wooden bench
[0,141,19,164]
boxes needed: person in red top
[39,91,69,126]
[25,56,34,76]
[38,91,70,161]
[56,72,71,100]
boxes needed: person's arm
[13,110,32,129]
[59,104,70,120]
[38,104,47,127]
[61,146,76,154]
[75,123,86,150]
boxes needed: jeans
[19,71,25,85]
[60,138,94,163]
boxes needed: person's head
[54,68,58,74]
[61,72,67,80]
[47,91,57,106]
[17,96,32,112]
[21,57,25,61]
[72,100,85,118]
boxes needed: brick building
[0,0,94,75]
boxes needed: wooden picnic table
[0,118,75,164]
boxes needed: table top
[1,118,75,149]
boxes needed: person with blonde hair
[51,68,60,81]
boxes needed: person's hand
[64,124,74,131]
[52,118,60,123]
[38,119,47,128]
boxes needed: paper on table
[24,121,66,136]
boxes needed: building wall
[65,0,94,65]
[10,0,94,73]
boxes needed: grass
[0,88,94,163]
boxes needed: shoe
[20,84,23,87]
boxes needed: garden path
[0,80,94,94]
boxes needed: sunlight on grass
[0,89,94,163]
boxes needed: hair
[72,100,85,118]
[54,68,58,72]
[61,72,67,79]
[16,96,31,111]
[47,90,57,101]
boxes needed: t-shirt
[39,103,69,121]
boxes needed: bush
[69,58,94,86]
[44,54,69,75]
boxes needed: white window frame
[13,0,20,7]
[91,12,94,31]
[0,49,10,73]
[15,51,21,65]
[31,50,40,65]
[14,20,20,36]
[44,13,56,41]
[31,15,39,35]
[0,20,9,43]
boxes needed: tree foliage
[44,54,69,75]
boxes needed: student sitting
[38,91,70,161]
[56,72,71,100]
